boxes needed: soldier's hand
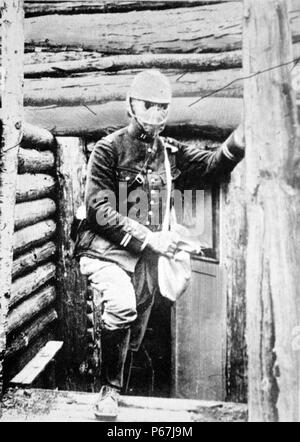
[146,231,178,258]
[234,122,245,149]
[234,107,245,149]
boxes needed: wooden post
[244,0,300,421]
[0,0,24,397]
[56,137,87,385]
[222,163,247,404]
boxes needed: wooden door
[171,186,226,401]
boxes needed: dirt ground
[1,388,248,422]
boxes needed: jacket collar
[127,120,156,144]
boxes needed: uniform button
[146,221,150,226]
[125,176,130,181]
[150,200,155,205]
[148,169,152,174]
[147,148,152,153]
[149,211,154,216]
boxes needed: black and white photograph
[0,0,299,425]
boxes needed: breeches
[80,252,159,352]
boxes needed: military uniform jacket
[75,124,244,273]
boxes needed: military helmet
[128,70,172,104]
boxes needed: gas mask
[129,98,170,138]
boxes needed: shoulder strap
[162,145,172,232]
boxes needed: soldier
[75,70,245,419]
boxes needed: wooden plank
[12,241,56,279]
[10,340,63,386]
[6,285,56,335]
[56,137,88,370]
[4,329,55,384]
[244,0,300,422]
[13,219,56,256]
[10,262,56,308]
[23,2,300,54]
[15,198,56,230]
[16,174,56,202]
[0,0,24,397]
[6,308,58,357]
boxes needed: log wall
[0,1,299,138]
[9,0,262,400]
[3,125,59,385]
[2,0,298,400]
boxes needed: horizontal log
[17,37,300,76]
[18,147,55,174]
[23,68,244,106]
[22,97,243,138]
[16,174,56,203]
[21,122,56,150]
[13,219,56,256]
[6,308,58,358]
[24,2,300,54]
[7,285,57,335]
[10,262,56,308]
[23,51,242,78]
[24,1,224,17]
[15,198,56,230]
[24,96,300,139]
[12,241,57,279]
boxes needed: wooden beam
[22,97,243,138]
[0,0,24,397]
[24,1,226,17]
[18,148,55,173]
[222,164,247,403]
[12,241,56,279]
[7,285,56,335]
[13,219,56,256]
[6,308,57,357]
[20,122,56,150]
[24,2,300,54]
[22,68,244,106]
[10,340,63,386]
[23,51,243,78]
[4,329,55,383]
[244,0,300,422]
[22,65,300,106]
[10,262,56,308]
[14,198,56,230]
[2,96,299,140]
[16,173,56,203]
[56,137,88,370]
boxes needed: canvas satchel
[158,147,193,302]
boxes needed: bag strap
[162,145,172,232]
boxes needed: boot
[94,328,130,420]
[94,385,120,420]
